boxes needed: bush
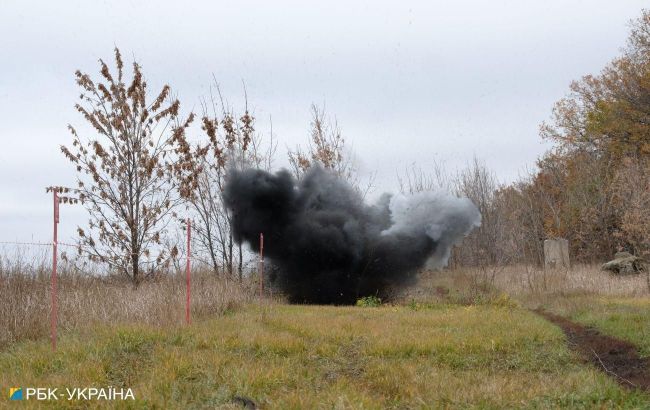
[356,295,381,307]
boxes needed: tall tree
[541,10,650,158]
[532,10,650,260]
[174,83,275,279]
[61,48,194,285]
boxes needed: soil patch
[536,309,650,392]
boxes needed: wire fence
[1,190,266,350]
[1,223,193,349]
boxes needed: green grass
[543,296,650,358]
[1,303,648,409]
[573,298,650,358]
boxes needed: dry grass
[1,304,647,408]
[406,264,649,307]
[495,264,648,299]
[0,269,253,349]
[3,259,648,350]
[407,264,650,361]
[2,258,650,407]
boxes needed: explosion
[224,166,481,304]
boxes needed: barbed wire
[0,240,191,265]
[0,240,79,247]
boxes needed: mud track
[536,310,650,392]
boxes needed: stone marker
[544,238,570,269]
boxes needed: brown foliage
[172,81,275,279]
[525,10,650,261]
[540,11,650,158]
[62,48,194,284]
[289,104,356,183]
[611,158,650,258]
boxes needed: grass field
[2,302,649,409]
[2,265,649,408]
[542,296,650,358]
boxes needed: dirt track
[536,310,650,392]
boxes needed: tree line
[437,10,650,268]
[62,10,650,284]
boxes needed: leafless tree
[175,80,275,280]
[397,161,451,194]
[288,104,375,196]
[289,105,349,178]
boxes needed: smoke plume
[223,166,481,304]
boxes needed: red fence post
[186,218,191,325]
[51,189,59,351]
[260,233,264,297]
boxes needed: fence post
[260,233,264,298]
[51,189,59,351]
[186,218,191,325]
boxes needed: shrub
[356,295,381,307]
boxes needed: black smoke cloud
[223,166,481,304]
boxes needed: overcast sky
[0,1,647,244]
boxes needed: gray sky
[0,1,647,244]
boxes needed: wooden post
[186,219,191,325]
[51,189,59,351]
[259,233,264,298]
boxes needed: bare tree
[611,157,650,259]
[504,177,546,266]
[61,48,194,285]
[397,161,451,194]
[454,158,502,265]
[288,104,375,196]
[289,105,355,178]
[175,81,275,280]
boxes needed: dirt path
[536,310,650,392]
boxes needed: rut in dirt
[536,310,650,392]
